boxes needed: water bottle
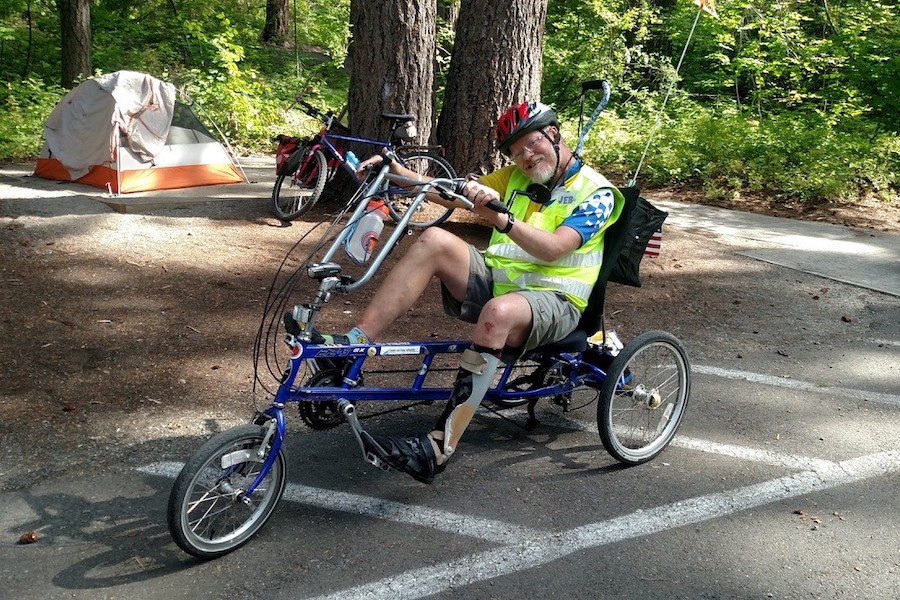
[344,150,360,170]
[344,211,384,264]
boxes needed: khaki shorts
[440,245,581,359]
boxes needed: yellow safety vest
[484,165,624,312]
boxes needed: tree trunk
[321,0,437,203]
[57,0,91,88]
[438,0,460,28]
[347,0,436,145]
[437,0,548,175]
[263,0,291,46]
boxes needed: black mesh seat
[530,184,639,356]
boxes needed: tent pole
[116,137,122,196]
[179,90,249,183]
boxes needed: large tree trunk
[437,0,548,175]
[321,0,436,203]
[262,0,291,46]
[347,0,436,145]
[57,0,91,88]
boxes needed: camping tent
[34,71,244,194]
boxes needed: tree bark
[57,0,91,88]
[437,0,548,175]
[347,0,437,145]
[263,0,291,46]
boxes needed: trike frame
[167,170,691,559]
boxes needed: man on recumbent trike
[287,100,625,483]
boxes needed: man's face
[510,128,557,185]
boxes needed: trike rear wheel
[167,424,286,559]
[597,331,690,465]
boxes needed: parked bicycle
[272,98,456,227]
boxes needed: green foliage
[0,77,63,159]
[579,96,898,203]
[0,0,896,206]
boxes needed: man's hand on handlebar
[458,179,507,226]
[356,154,384,177]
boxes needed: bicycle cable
[249,182,392,411]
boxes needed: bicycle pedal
[365,451,392,472]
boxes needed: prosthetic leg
[433,346,501,457]
[362,345,501,483]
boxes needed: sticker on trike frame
[378,345,423,356]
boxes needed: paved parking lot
[2,162,898,599]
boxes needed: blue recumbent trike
[166,153,691,559]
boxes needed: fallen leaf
[18,530,39,544]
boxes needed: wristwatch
[496,212,515,234]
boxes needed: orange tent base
[34,158,243,194]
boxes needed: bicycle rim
[387,150,456,227]
[598,331,690,464]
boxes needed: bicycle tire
[387,150,457,228]
[272,147,328,221]
[597,331,691,465]
[167,424,287,559]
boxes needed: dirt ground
[1,168,897,492]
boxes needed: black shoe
[361,432,445,484]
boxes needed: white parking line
[140,462,543,545]
[873,338,900,348]
[147,364,899,598]
[145,445,900,599]
[693,364,900,407]
[303,450,900,600]
[670,436,843,474]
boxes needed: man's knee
[481,295,531,328]
[414,226,457,251]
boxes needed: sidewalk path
[3,160,897,297]
[650,197,900,297]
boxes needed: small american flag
[644,229,662,257]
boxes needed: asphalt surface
[1,160,898,600]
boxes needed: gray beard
[529,161,556,185]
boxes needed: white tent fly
[34,70,244,194]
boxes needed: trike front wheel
[597,331,690,465]
[167,424,286,559]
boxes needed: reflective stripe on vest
[485,166,624,312]
[492,270,595,301]
[486,242,604,268]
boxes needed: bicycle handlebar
[380,172,508,214]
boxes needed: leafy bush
[580,96,898,204]
[0,78,63,160]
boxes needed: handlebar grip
[450,179,507,213]
[485,199,509,214]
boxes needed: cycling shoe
[361,432,445,484]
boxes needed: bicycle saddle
[532,328,589,355]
